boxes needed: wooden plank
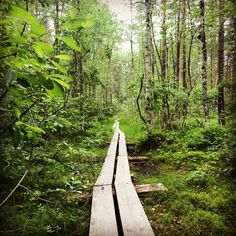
[115,183,155,236]
[135,183,168,193]
[95,132,118,186]
[128,156,149,162]
[89,185,118,236]
[119,131,128,156]
[115,155,132,184]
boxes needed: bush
[186,170,210,188]
[182,209,228,235]
[181,123,226,150]
[136,131,174,152]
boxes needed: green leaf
[15,121,45,134]
[31,23,46,35]
[26,124,45,134]
[12,128,23,148]
[81,20,95,28]
[9,5,38,25]
[47,82,64,98]
[54,54,72,61]
[69,9,78,19]
[33,44,43,58]
[40,77,54,90]
[50,74,73,82]
[13,107,21,118]
[56,35,82,52]
[33,42,53,58]
[61,19,83,31]
[53,78,70,89]
[51,61,67,74]
[7,35,27,44]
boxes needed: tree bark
[161,0,170,127]
[182,0,187,116]
[217,0,225,125]
[144,0,153,135]
[199,0,210,122]
[175,0,181,90]
[231,13,236,177]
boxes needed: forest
[0,0,236,235]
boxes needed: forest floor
[1,115,236,235]
[119,116,236,236]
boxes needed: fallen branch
[19,185,54,203]
[0,170,28,207]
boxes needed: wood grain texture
[119,131,128,156]
[115,183,155,236]
[115,155,132,184]
[128,156,149,161]
[95,132,118,186]
[89,185,118,236]
[135,183,168,193]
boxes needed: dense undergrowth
[120,116,236,236]
[0,103,115,235]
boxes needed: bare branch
[0,170,28,207]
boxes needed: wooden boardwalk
[89,121,155,236]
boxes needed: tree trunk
[217,0,225,125]
[182,0,187,116]
[199,0,210,122]
[231,14,236,177]
[144,0,153,135]
[175,0,181,90]
[161,0,170,127]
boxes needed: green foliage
[181,122,226,150]
[56,35,82,52]
[186,170,210,188]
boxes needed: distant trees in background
[128,0,236,132]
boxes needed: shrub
[182,209,228,235]
[186,170,210,188]
[181,123,226,150]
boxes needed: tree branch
[136,74,147,125]
[0,170,28,207]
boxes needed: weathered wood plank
[115,183,155,236]
[119,131,128,156]
[95,132,118,186]
[89,185,118,236]
[115,155,132,184]
[128,156,149,161]
[135,183,168,193]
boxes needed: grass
[118,116,146,142]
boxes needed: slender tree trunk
[217,0,225,125]
[182,0,187,116]
[130,0,135,81]
[231,14,236,177]
[175,0,181,90]
[161,0,170,127]
[199,0,210,122]
[210,45,214,89]
[79,54,84,97]
[144,0,153,135]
